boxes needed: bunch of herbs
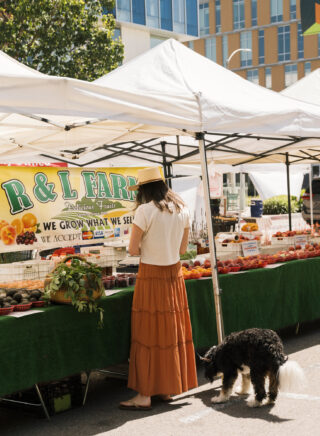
[44,258,104,327]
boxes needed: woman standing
[120,167,198,411]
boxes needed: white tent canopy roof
[281,68,320,105]
[2,39,320,166]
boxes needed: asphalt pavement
[1,321,320,436]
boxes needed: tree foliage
[0,0,123,80]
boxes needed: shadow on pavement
[177,388,293,424]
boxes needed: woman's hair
[135,180,185,213]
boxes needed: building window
[304,61,311,76]
[160,0,173,31]
[265,67,272,88]
[205,37,216,62]
[297,22,304,59]
[251,0,257,26]
[150,35,167,48]
[222,35,228,67]
[258,29,264,64]
[240,31,252,67]
[271,0,283,23]
[146,0,160,28]
[186,0,198,36]
[173,0,186,34]
[285,64,297,87]
[233,0,245,30]
[132,0,146,25]
[278,25,290,61]
[199,2,210,36]
[117,0,131,22]
[188,40,194,50]
[247,68,259,84]
[290,0,296,20]
[216,0,221,33]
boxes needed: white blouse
[133,201,190,266]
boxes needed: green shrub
[263,195,300,215]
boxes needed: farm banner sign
[0,166,146,252]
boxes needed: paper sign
[242,240,260,257]
[104,289,126,296]
[7,309,44,318]
[294,235,308,249]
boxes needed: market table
[1,257,320,399]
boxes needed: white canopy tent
[4,40,320,342]
[281,68,320,105]
[2,39,320,165]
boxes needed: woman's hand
[129,224,144,256]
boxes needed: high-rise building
[107,1,199,62]
[194,0,320,91]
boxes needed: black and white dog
[202,328,306,407]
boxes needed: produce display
[220,234,260,244]
[0,279,45,314]
[241,222,259,232]
[181,242,320,279]
[102,273,136,289]
[272,230,311,238]
[182,260,212,279]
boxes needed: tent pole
[161,141,172,188]
[197,133,225,344]
[286,153,292,231]
[309,165,314,233]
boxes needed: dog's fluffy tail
[279,360,307,392]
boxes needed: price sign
[242,240,260,257]
[294,235,308,249]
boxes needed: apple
[193,260,201,267]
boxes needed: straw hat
[128,167,164,191]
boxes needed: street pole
[226,48,252,69]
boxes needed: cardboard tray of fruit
[271,231,311,246]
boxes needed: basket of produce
[44,255,104,304]
[44,255,104,326]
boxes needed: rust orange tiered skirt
[127,262,198,397]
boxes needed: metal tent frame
[34,131,320,344]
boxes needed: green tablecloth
[0,257,320,397]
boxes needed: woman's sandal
[119,399,152,411]
[158,395,174,402]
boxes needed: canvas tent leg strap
[197,133,225,344]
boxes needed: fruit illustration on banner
[11,218,23,235]
[0,220,9,239]
[1,225,16,245]
[22,213,37,231]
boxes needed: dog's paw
[235,387,250,396]
[211,394,228,404]
[247,397,263,408]
[267,398,276,405]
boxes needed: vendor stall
[3,39,320,344]
[0,256,319,400]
